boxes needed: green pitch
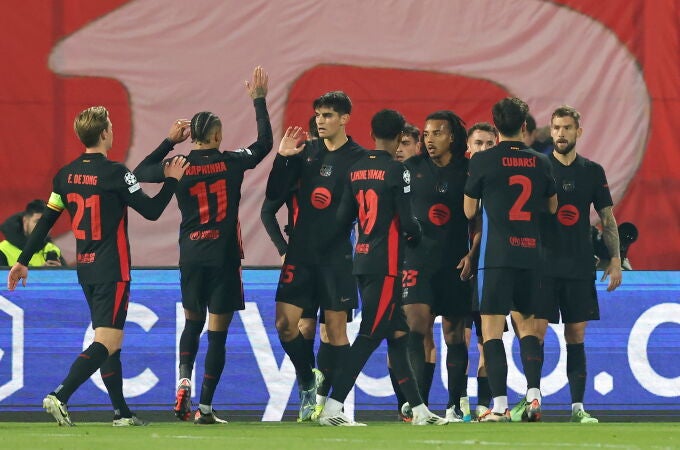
[1,422,677,450]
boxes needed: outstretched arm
[239,66,274,167]
[127,156,189,220]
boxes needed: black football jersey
[266,137,366,264]
[403,154,470,269]
[336,150,419,276]
[49,152,177,283]
[542,153,613,279]
[465,142,556,269]
[134,97,273,266]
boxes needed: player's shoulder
[403,153,427,170]
[574,153,604,171]
[220,147,254,160]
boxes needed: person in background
[0,199,66,267]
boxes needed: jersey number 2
[189,180,227,224]
[508,175,532,221]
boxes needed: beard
[554,140,576,155]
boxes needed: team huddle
[6,66,622,427]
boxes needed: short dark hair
[308,115,319,138]
[551,105,581,128]
[492,97,529,136]
[371,109,406,141]
[190,111,222,144]
[525,114,536,133]
[467,122,498,139]
[402,123,420,142]
[312,91,352,115]
[424,110,468,158]
[24,199,46,217]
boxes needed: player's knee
[275,315,295,339]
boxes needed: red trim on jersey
[387,217,400,276]
[291,193,299,226]
[112,281,126,326]
[116,212,130,281]
[237,219,244,259]
[371,276,395,335]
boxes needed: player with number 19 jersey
[465,142,556,270]
[337,151,420,277]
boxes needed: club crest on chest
[320,164,333,177]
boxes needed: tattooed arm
[597,206,622,291]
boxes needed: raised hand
[169,119,191,143]
[245,66,269,99]
[163,156,190,180]
[278,126,306,157]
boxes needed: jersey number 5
[508,175,532,221]
[356,189,379,235]
[189,180,228,224]
[67,193,101,240]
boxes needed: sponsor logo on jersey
[77,252,96,264]
[403,169,411,185]
[557,204,580,226]
[355,243,370,254]
[237,147,253,155]
[436,181,448,193]
[428,203,451,226]
[189,230,220,240]
[320,164,333,177]
[508,236,537,248]
[310,187,332,209]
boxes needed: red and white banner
[1,0,677,268]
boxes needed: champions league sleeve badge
[124,171,141,193]
[403,169,411,193]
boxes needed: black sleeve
[239,97,274,169]
[133,139,176,183]
[17,207,62,266]
[260,196,288,256]
[392,165,422,245]
[0,251,8,266]
[265,153,303,201]
[125,178,179,220]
